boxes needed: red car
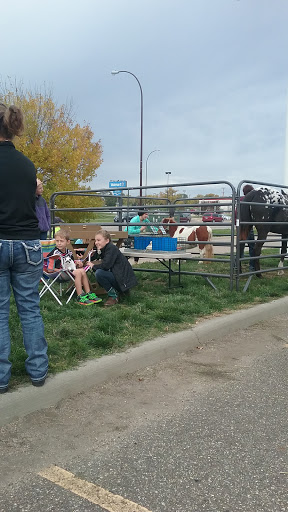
[179,213,190,223]
[202,212,224,222]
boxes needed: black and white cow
[240,187,288,276]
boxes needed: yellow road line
[38,465,153,512]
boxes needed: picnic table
[60,224,128,260]
[121,248,217,289]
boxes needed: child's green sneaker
[85,292,102,304]
[76,294,94,306]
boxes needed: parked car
[202,212,224,222]
[179,213,191,223]
[113,211,137,223]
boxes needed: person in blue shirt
[124,210,150,262]
[126,210,149,235]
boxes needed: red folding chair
[40,240,75,305]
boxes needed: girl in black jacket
[87,229,137,306]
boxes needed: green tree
[105,193,117,208]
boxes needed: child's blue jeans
[95,268,120,293]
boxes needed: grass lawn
[95,212,115,223]
[8,254,288,389]
[212,229,232,237]
[84,212,115,224]
[212,227,257,237]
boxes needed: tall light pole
[165,171,171,201]
[111,70,144,198]
[285,89,288,185]
[145,149,160,191]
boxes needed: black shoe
[31,377,46,387]
[0,387,8,394]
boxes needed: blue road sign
[112,190,122,196]
[109,180,127,188]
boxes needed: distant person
[126,210,150,235]
[239,184,255,271]
[0,102,48,392]
[125,210,150,261]
[87,229,137,306]
[35,178,51,240]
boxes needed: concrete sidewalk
[1,296,288,427]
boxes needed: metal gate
[49,180,288,291]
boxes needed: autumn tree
[0,80,103,221]
[158,187,181,202]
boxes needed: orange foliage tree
[0,82,103,221]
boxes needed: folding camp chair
[40,241,98,305]
[41,239,57,264]
[40,240,76,305]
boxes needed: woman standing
[0,103,48,393]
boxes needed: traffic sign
[109,180,127,188]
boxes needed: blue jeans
[0,239,48,390]
[95,269,120,292]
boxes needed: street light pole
[111,70,144,197]
[165,171,171,201]
[145,149,160,191]
[285,89,288,185]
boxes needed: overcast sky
[2,0,288,197]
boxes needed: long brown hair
[0,103,24,140]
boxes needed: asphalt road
[0,314,287,511]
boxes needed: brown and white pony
[161,218,214,262]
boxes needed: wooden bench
[60,224,128,260]
[107,230,128,247]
